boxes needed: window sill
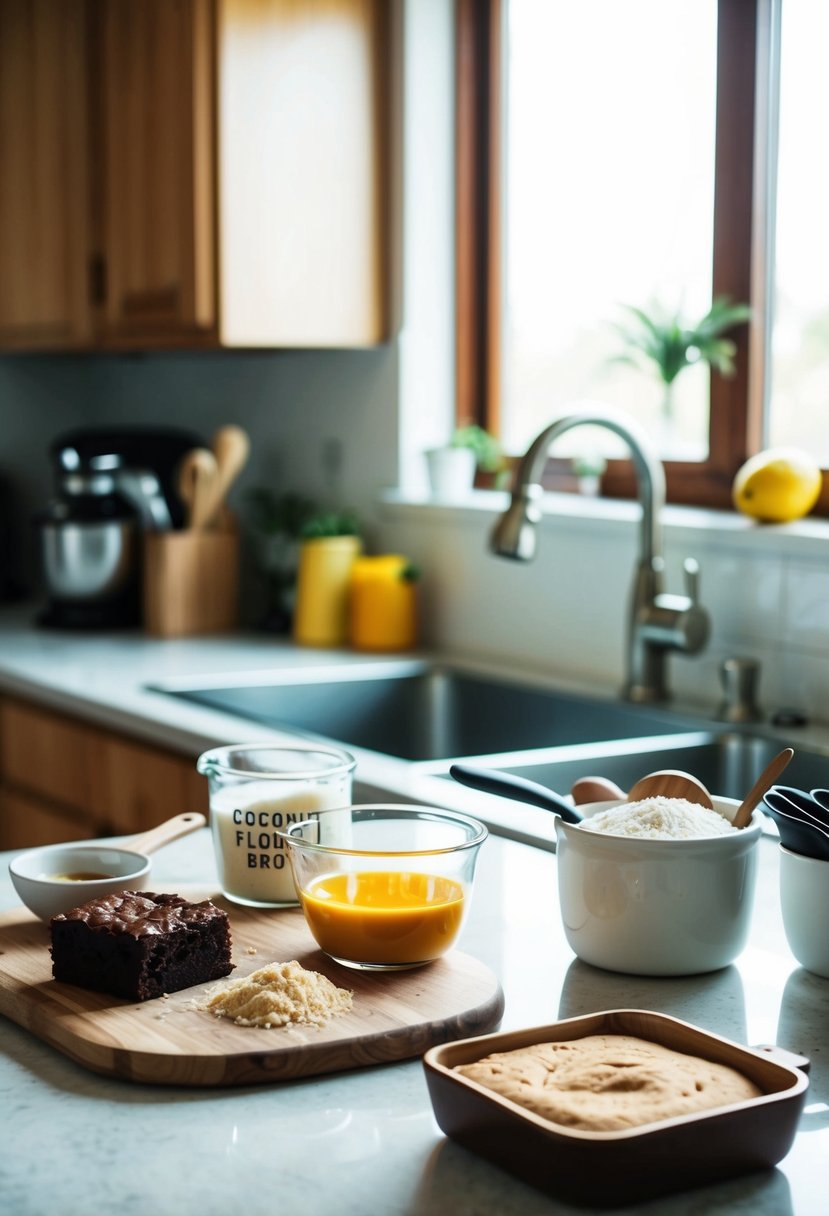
[379,487,829,560]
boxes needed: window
[456,0,829,513]
[769,0,829,462]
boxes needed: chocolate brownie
[50,891,234,1002]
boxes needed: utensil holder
[143,524,239,637]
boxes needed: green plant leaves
[299,510,361,539]
[611,296,751,388]
[451,424,504,473]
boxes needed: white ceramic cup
[555,797,762,976]
[779,844,829,978]
[197,743,356,908]
[425,447,476,501]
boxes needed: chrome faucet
[490,408,710,703]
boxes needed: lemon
[732,448,822,523]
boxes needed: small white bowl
[555,797,762,976]
[9,844,152,921]
[779,844,829,978]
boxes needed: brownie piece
[50,891,234,1002]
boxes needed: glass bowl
[279,805,487,970]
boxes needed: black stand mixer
[37,427,203,629]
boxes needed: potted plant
[571,452,608,497]
[245,488,319,631]
[611,296,752,425]
[425,423,506,499]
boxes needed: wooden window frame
[456,0,827,512]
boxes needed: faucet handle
[644,556,710,658]
[683,557,700,603]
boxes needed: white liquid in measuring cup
[210,779,350,906]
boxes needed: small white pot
[555,797,762,976]
[425,446,476,501]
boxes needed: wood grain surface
[0,888,504,1087]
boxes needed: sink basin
[471,731,829,802]
[155,665,699,763]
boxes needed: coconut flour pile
[204,960,353,1028]
[582,796,736,840]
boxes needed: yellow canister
[349,555,418,652]
[293,535,362,647]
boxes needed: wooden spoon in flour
[625,769,715,809]
[571,776,627,805]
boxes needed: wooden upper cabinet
[96,0,217,342]
[0,0,398,351]
[218,0,395,347]
[0,0,92,349]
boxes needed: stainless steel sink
[465,730,829,802]
[154,665,701,763]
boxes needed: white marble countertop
[1,610,829,1213]
[2,827,827,1216]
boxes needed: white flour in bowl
[581,797,737,840]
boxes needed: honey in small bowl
[46,871,112,882]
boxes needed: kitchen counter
[2,610,827,852]
[0,611,676,849]
[2,827,827,1216]
[1,613,828,1212]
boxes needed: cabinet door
[0,787,93,852]
[0,696,208,843]
[0,698,95,812]
[218,0,399,346]
[0,0,92,348]
[90,734,208,835]
[96,0,217,343]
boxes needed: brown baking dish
[423,1008,808,1208]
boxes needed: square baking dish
[423,1008,808,1208]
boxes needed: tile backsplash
[378,494,829,728]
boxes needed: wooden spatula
[732,747,794,828]
[203,424,250,529]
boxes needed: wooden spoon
[178,448,219,530]
[204,424,250,528]
[732,747,794,829]
[571,776,627,805]
[626,769,714,809]
[126,812,207,857]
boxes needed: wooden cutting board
[0,888,504,1087]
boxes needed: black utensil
[809,789,829,823]
[771,785,829,830]
[763,791,829,860]
[449,763,584,825]
[773,785,822,817]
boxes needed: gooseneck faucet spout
[490,408,710,703]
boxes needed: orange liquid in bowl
[299,870,466,965]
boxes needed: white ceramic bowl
[779,844,829,978]
[9,844,152,921]
[555,797,762,976]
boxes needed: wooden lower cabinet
[0,787,91,853]
[0,697,208,850]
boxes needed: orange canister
[349,555,418,652]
